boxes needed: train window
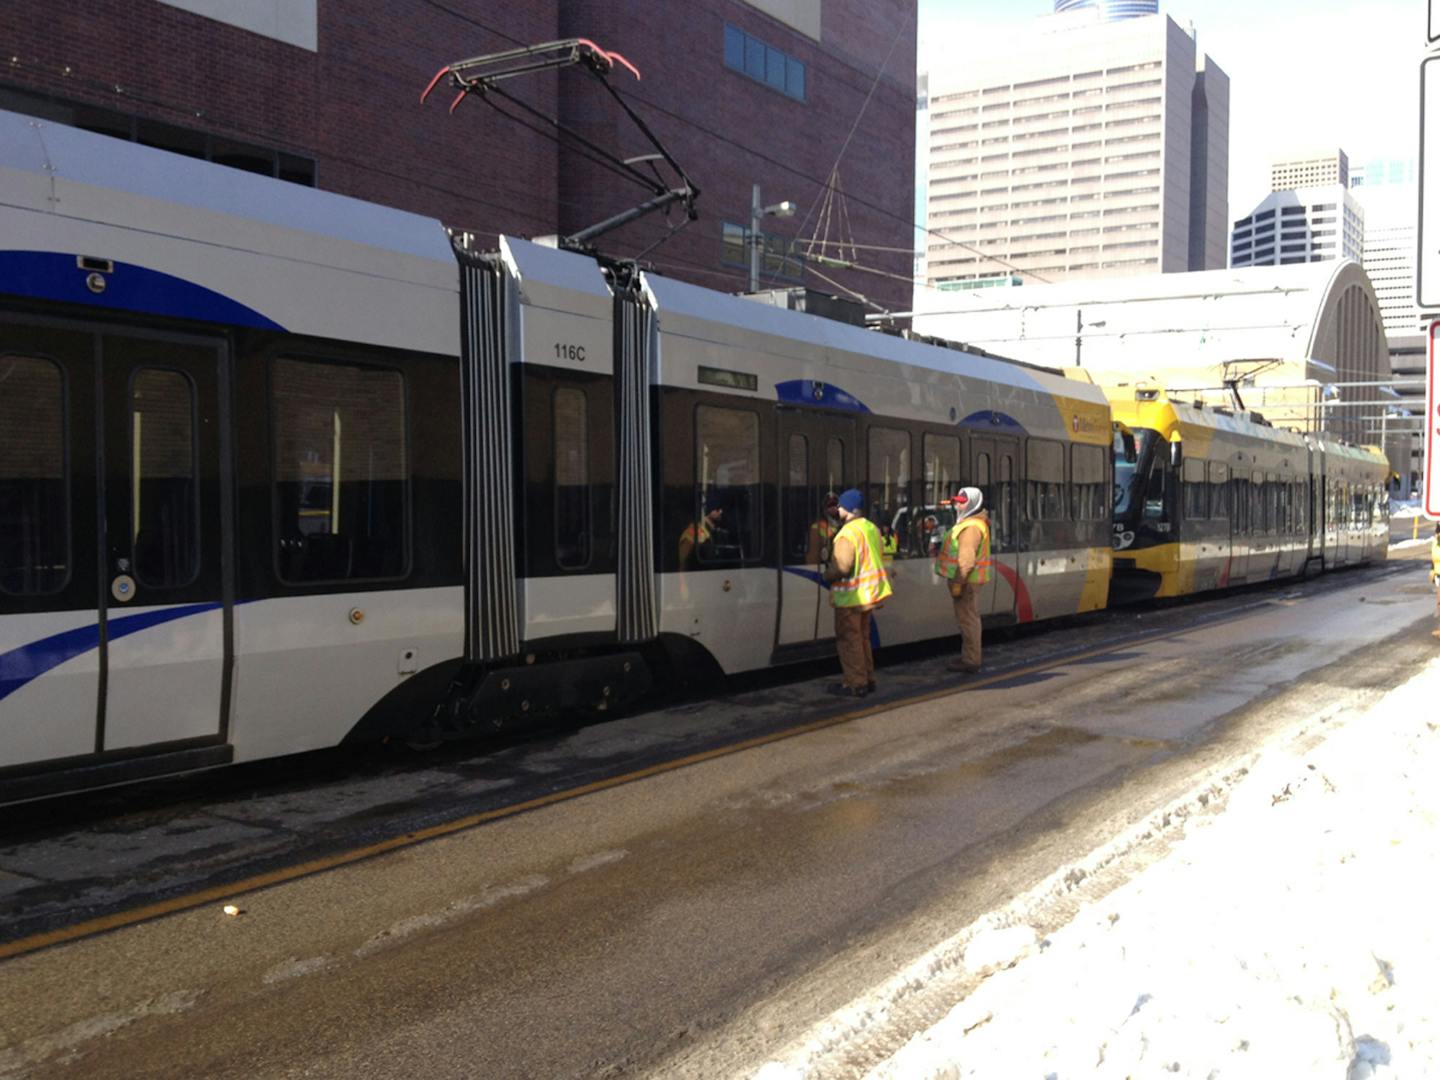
[693,405,761,565]
[0,355,68,595]
[923,434,960,507]
[826,437,845,495]
[1181,458,1207,520]
[1072,444,1107,520]
[1207,462,1229,519]
[1252,471,1267,533]
[272,358,408,583]
[130,368,199,589]
[1026,438,1066,520]
[868,427,911,553]
[553,388,591,570]
[1232,474,1250,533]
[995,453,1015,551]
[784,433,811,563]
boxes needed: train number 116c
[554,343,586,362]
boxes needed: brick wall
[1,0,915,310]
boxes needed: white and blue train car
[0,110,465,799]
[1,109,1122,800]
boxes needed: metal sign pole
[1428,321,1440,519]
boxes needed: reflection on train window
[825,436,844,495]
[783,433,811,563]
[1026,438,1066,520]
[922,434,959,506]
[867,426,911,553]
[130,368,198,589]
[693,405,760,565]
[1208,462,1229,519]
[0,355,68,595]
[994,452,1015,551]
[1253,471,1268,533]
[1073,444,1108,520]
[272,358,408,583]
[1141,450,1169,523]
[554,388,590,570]
[1181,457,1207,520]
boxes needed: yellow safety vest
[678,520,712,565]
[935,516,991,585]
[881,533,898,566]
[831,518,893,608]
[1431,536,1440,578]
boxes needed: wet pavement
[0,557,1434,1080]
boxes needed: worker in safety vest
[822,488,893,697]
[805,492,841,564]
[934,486,990,674]
[678,493,724,569]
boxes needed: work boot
[829,683,868,698]
[945,658,981,674]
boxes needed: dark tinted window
[1026,438,1066,520]
[130,368,198,589]
[1072,443,1107,520]
[273,358,408,583]
[867,426,911,548]
[554,388,591,570]
[0,356,68,595]
[694,405,761,564]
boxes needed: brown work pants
[949,578,982,668]
[834,606,875,689]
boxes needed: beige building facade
[923,13,1228,291]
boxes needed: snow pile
[870,657,1440,1080]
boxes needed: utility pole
[749,183,796,293]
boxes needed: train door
[98,332,227,752]
[775,410,853,655]
[970,435,1017,617]
[0,321,102,766]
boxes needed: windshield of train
[1112,428,1157,518]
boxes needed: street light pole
[748,183,796,293]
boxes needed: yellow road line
[0,608,1259,963]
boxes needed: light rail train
[0,110,1388,800]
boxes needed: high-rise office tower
[1270,150,1349,191]
[1230,186,1363,268]
[923,13,1228,291]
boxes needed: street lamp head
[764,200,797,218]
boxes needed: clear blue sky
[917,0,1424,215]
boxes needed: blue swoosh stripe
[0,251,285,331]
[0,603,222,703]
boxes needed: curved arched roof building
[911,260,1390,446]
[1054,0,1160,20]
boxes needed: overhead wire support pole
[422,37,699,258]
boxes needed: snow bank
[866,657,1440,1079]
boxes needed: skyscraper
[1229,187,1363,268]
[923,13,1228,290]
[1270,150,1349,191]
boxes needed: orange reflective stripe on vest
[832,518,893,608]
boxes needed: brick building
[0,0,916,311]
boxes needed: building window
[0,355,68,595]
[721,221,805,281]
[724,24,806,101]
[272,358,409,583]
